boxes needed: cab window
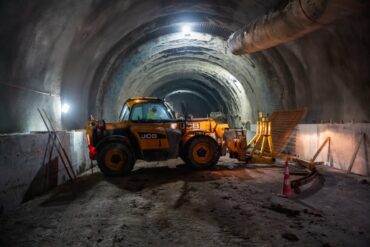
[119,105,130,121]
[130,102,174,121]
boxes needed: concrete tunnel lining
[63,8,370,130]
[109,60,251,126]
[0,1,370,246]
[59,0,281,130]
[151,80,223,110]
[162,89,216,117]
[0,0,283,132]
[92,31,275,127]
[0,0,368,132]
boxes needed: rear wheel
[97,142,135,177]
[179,142,190,165]
[185,136,220,169]
[180,153,190,165]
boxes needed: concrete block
[294,124,370,176]
[0,130,89,214]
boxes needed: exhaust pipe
[228,0,368,54]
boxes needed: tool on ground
[294,136,331,170]
[291,136,330,193]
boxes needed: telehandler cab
[86,97,234,177]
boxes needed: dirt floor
[1,157,370,247]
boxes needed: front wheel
[185,136,220,169]
[97,142,135,177]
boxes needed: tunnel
[1,0,368,133]
[0,0,370,246]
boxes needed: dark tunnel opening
[149,78,227,118]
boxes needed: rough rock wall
[277,15,370,122]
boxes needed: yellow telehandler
[86,97,233,176]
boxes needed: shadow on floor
[40,163,255,207]
[106,163,255,191]
[40,172,103,207]
[294,174,325,199]
[23,157,59,203]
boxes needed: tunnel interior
[1,0,368,133]
[1,1,370,246]
[97,31,252,127]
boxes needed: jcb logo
[180,122,200,129]
[140,133,158,139]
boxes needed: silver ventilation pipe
[228,0,368,54]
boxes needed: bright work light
[61,103,70,114]
[181,24,192,34]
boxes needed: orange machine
[86,97,231,176]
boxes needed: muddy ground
[1,157,369,247]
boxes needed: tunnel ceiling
[63,0,283,128]
[0,0,369,133]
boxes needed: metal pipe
[227,0,368,54]
[0,81,60,97]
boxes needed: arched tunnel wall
[0,0,369,133]
[271,15,370,123]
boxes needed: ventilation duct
[227,0,368,54]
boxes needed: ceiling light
[61,103,70,114]
[181,24,192,35]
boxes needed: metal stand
[38,108,76,181]
[247,112,275,161]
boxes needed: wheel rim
[104,148,127,171]
[192,142,213,164]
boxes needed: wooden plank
[311,137,330,162]
[347,133,365,174]
[293,157,323,170]
[293,158,314,170]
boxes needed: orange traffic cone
[281,160,294,197]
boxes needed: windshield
[119,104,130,121]
[130,102,174,121]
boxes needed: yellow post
[247,112,275,160]
[267,122,274,158]
[259,134,267,157]
[248,121,260,146]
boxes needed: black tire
[185,136,220,169]
[180,153,189,165]
[179,142,190,165]
[97,142,136,177]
